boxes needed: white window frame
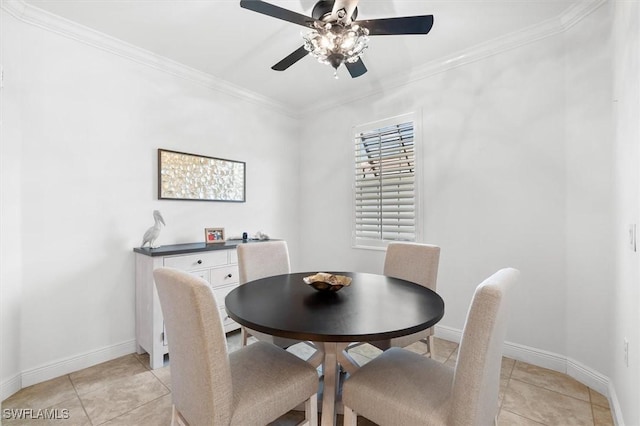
[352,112,422,250]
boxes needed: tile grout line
[443,345,457,363]
[512,360,594,399]
[500,408,548,425]
[151,371,172,394]
[498,356,515,413]
[67,372,95,426]
[71,355,171,426]
[587,389,601,426]
[132,353,172,394]
[95,393,170,426]
[498,361,513,422]
[509,377,594,405]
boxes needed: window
[353,113,420,249]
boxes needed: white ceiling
[22,0,588,112]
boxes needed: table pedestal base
[307,342,360,426]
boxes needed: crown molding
[560,0,609,30]
[0,0,298,118]
[2,0,607,119]
[299,0,608,116]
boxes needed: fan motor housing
[312,0,358,22]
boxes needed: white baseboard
[1,339,137,400]
[433,324,462,343]
[607,382,624,426]
[0,373,22,402]
[435,325,621,423]
[566,357,610,398]
[503,341,568,373]
[437,326,566,370]
[21,339,137,388]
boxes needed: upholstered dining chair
[237,240,301,348]
[154,267,319,426]
[342,268,519,426]
[370,242,441,355]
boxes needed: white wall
[299,34,571,355]
[0,10,24,398]
[0,8,301,392]
[611,1,640,424]
[565,2,615,380]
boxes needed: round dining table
[225,271,445,426]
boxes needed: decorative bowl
[303,273,352,292]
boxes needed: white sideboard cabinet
[134,240,260,369]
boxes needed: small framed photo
[205,227,225,244]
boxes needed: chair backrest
[449,268,519,426]
[153,267,233,425]
[383,242,440,290]
[237,241,291,285]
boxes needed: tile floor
[2,333,614,425]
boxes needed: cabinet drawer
[190,269,210,283]
[209,265,239,287]
[164,251,228,271]
[212,283,236,306]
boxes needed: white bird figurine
[141,210,165,248]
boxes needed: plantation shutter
[354,120,416,245]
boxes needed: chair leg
[171,405,187,426]
[343,405,358,426]
[171,405,190,426]
[425,334,434,358]
[241,327,248,346]
[304,393,318,426]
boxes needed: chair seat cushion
[229,341,318,425]
[343,347,453,426]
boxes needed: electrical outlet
[624,339,629,367]
[629,224,637,252]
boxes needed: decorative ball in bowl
[303,273,352,292]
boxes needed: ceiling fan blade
[345,58,367,78]
[240,0,317,28]
[272,46,309,71]
[358,15,434,35]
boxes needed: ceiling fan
[239,0,434,78]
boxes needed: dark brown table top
[225,271,445,342]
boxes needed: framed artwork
[158,149,246,202]
[205,228,225,244]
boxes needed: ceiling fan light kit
[239,0,434,79]
[303,21,369,78]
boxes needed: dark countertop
[133,239,272,257]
